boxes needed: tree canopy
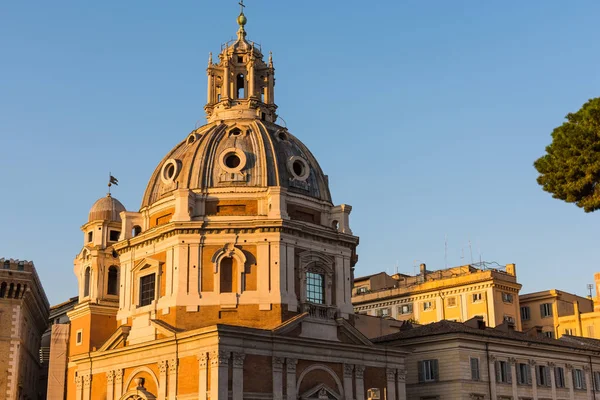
[534,98,600,212]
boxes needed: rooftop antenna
[444,234,448,268]
[395,260,399,275]
[587,284,594,298]
[469,238,473,264]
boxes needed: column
[168,358,178,399]
[198,353,208,400]
[396,368,406,400]
[566,364,575,400]
[355,365,365,400]
[548,363,557,400]
[114,369,123,399]
[158,360,168,400]
[287,358,298,400]
[342,364,354,400]
[273,357,284,400]
[386,368,397,400]
[211,351,230,400]
[529,360,538,399]
[75,375,83,400]
[460,293,468,321]
[232,353,246,400]
[488,356,497,400]
[106,371,114,400]
[83,374,92,400]
[509,358,518,400]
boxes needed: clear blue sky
[1,1,599,305]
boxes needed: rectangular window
[536,365,551,387]
[594,371,600,391]
[418,359,439,382]
[87,231,93,243]
[139,273,156,307]
[306,272,325,304]
[356,286,368,295]
[564,328,574,336]
[470,357,480,381]
[517,363,530,385]
[17,262,24,271]
[423,301,432,311]
[3,261,9,269]
[496,360,511,383]
[540,303,553,318]
[502,292,513,303]
[472,293,482,302]
[543,331,554,339]
[76,330,83,345]
[398,304,413,315]
[573,368,586,390]
[109,230,120,242]
[555,367,565,388]
[503,315,515,324]
[447,297,457,307]
[377,308,390,317]
[520,306,531,321]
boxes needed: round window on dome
[160,159,181,184]
[218,148,247,173]
[287,156,310,181]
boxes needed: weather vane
[239,0,245,13]
[108,172,119,195]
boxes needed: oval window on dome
[287,156,310,181]
[218,148,247,173]
[160,159,181,184]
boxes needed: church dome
[88,194,126,223]
[141,120,332,208]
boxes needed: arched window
[14,284,21,299]
[107,266,119,295]
[306,272,325,304]
[236,74,245,99]
[0,282,6,298]
[220,257,235,293]
[84,267,91,297]
[7,283,14,298]
[132,225,142,237]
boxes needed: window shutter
[527,366,532,385]
[418,361,424,383]
[470,358,479,380]
[432,359,439,381]
[495,362,501,383]
[506,363,512,383]
[572,369,577,388]
[535,367,541,386]
[545,367,551,387]
[408,304,413,312]
[582,371,587,390]
[516,364,521,384]
[540,304,545,316]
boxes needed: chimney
[506,263,516,276]
[420,263,427,278]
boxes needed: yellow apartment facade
[519,289,593,339]
[353,263,522,329]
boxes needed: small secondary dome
[88,194,126,223]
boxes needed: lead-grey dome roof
[141,120,332,208]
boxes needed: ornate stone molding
[355,365,365,379]
[287,358,298,373]
[114,369,123,384]
[198,353,208,368]
[547,362,556,368]
[107,370,115,384]
[565,363,574,371]
[397,369,406,382]
[583,364,591,371]
[489,355,497,362]
[159,360,168,374]
[343,364,354,378]
[75,375,83,390]
[83,374,92,388]
[273,357,284,372]
[508,357,516,365]
[210,350,230,367]
[528,359,537,366]
[386,368,396,382]
[233,352,246,368]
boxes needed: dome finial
[237,0,247,28]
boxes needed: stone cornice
[67,302,119,320]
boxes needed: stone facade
[0,258,50,400]
[353,263,522,329]
[62,6,408,400]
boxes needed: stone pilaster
[343,364,354,400]
[168,358,178,399]
[548,362,557,400]
[198,353,208,400]
[286,358,298,400]
[272,357,284,400]
[211,350,230,400]
[232,353,246,400]
[75,375,83,400]
[396,368,406,400]
[82,374,92,400]
[488,355,497,400]
[158,359,168,400]
[529,360,537,399]
[106,371,114,400]
[114,369,123,399]
[584,365,592,399]
[565,364,574,400]
[386,368,396,400]
[355,365,365,400]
